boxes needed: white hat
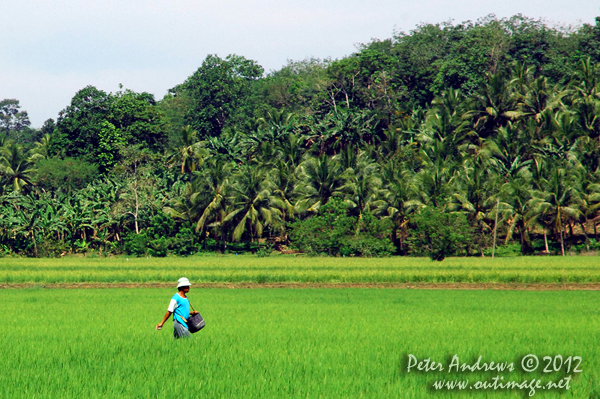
[177,277,192,288]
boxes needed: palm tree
[569,159,600,245]
[463,71,515,139]
[168,126,208,175]
[412,139,457,208]
[163,179,205,226]
[508,62,534,98]
[163,157,234,250]
[576,180,600,246]
[224,166,282,243]
[424,99,469,153]
[376,127,403,162]
[338,150,385,218]
[0,141,37,192]
[8,193,44,257]
[305,110,377,155]
[488,122,533,178]
[526,166,582,256]
[268,159,297,234]
[378,159,419,253]
[450,154,500,252]
[29,134,52,161]
[508,76,564,126]
[569,58,600,140]
[194,157,232,245]
[570,57,599,98]
[295,154,343,213]
[276,132,304,169]
[499,167,534,253]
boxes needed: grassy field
[0,255,599,284]
[0,288,597,398]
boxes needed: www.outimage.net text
[406,354,582,396]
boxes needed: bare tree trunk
[519,228,524,247]
[492,199,500,258]
[560,230,565,256]
[133,183,140,235]
[31,231,38,258]
[580,222,590,251]
[544,232,549,253]
[568,223,574,239]
[329,90,337,114]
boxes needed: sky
[1,0,598,127]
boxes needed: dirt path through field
[1,282,599,290]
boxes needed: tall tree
[174,54,264,138]
[52,86,168,172]
[51,86,113,161]
[0,99,31,142]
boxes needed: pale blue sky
[1,0,598,126]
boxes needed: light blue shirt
[168,293,190,329]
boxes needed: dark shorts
[174,320,191,339]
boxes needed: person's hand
[191,311,199,315]
[156,323,163,330]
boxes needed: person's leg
[173,320,191,339]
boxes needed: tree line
[2,14,600,258]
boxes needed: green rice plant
[0,288,597,398]
[0,255,599,284]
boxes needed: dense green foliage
[0,99,32,143]
[407,207,473,260]
[49,86,167,171]
[288,198,394,256]
[0,288,597,397]
[1,256,600,284]
[173,54,264,139]
[35,157,98,192]
[3,15,600,257]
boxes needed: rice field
[0,288,598,398]
[0,255,599,284]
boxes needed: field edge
[2,282,600,290]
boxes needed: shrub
[339,213,394,257]
[288,199,393,257]
[573,238,600,253]
[256,244,273,258]
[147,237,170,257]
[171,227,200,256]
[340,235,394,257]
[123,233,149,256]
[124,214,202,257]
[37,240,70,258]
[288,198,353,255]
[407,207,473,261]
[0,244,13,258]
[483,243,522,257]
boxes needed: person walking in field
[156,277,198,339]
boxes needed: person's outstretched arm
[156,311,172,330]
